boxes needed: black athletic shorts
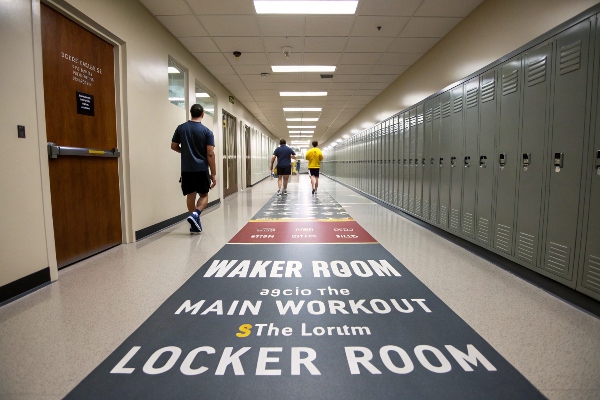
[181,171,210,195]
[277,166,292,176]
[309,168,320,177]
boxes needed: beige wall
[326,0,600,143]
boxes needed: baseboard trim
[0,267,51,306]
[135,199,221,241]
[325,175,600,319]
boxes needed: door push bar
[47,142,120,159]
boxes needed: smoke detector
[282,46,292,58]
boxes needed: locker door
[392,116,400,207]
[477,70,497,246]
[369,129,375,195]
[494,56,523,254]
[450,84,465,233]
[515,42,553,267]
[439,92,452,228]
[543,20,592,280]
[463,77,479,238]
[423,102,433,221]
[403,113,411,210]
[383,122,390,203]
[431,97,442,224]
[398,116,405,208]
[409,109,417,213]
[415,105,425,216]
[377,125,382,199]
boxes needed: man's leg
[277,175,283,192]
[196,193,209,212]
[186,192,197,212]
[283,175,290,190]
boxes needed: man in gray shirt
[171,104,216,233]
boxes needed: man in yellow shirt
[304,141,324,195]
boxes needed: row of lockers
[322,15,600,301]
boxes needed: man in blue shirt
[270,139,296,196]
[171,104,216,234]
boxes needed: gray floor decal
[66,189,544,399]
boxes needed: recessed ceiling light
[254,1,358,14]
[286,118,319,121]
[272,66,336,73]
[196,93,210,98]
[169,97,185,101]
[283,108,322,112]
[290,135,313,138]
[280,92,327,97]
[289,131,315,133]
[168,67,180,73]
[287,126,316,128]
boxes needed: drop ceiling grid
[139,0,485,141]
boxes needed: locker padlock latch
[499,153,507,170]
[409,159,413,165]
[596,150,600,175]
[522,153,531,171]
[415,158,419,166]
[479,156,487,168]
[464,156,471,168]
[422,158,426,166]
[554,152,563,172]
[439,158,443,167]
[450,156,457,168]
[431,158,435,165]
[404,159,407,165]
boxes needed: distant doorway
[222,110,238,197]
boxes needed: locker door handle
[464,156,471,168]
[422,158,426,166]
[450,156,457,168]
[439,158,444,167]
[499,153,507,170]
[479,156,487,168]
[522,153,531,171]
[554,152,563,172]
[47,142,120,159]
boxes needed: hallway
[0,174,598,399]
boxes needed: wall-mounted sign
[76,91,94,116]
[229,95,235,104]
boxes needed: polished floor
[0,174,599,399]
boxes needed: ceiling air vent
[320,74,333,79]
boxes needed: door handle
[554,152,563,172]
[464,156,471,168]
[47,142,120,159]
[522,153,531,171]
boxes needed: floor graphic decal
[66,189,544,399]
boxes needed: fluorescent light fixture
[286,118,319,122]
[287,126,316,128]
[336,139,343,142]
[272,66,336,73]
[283,108,322,112]
[343,134,350,139]
[168,67,180,73]
[254,1,358,14]
[289,131,314,134]
[290,135,313,138]
[351,129,360,133]
[169,97,185,101]
[280,92,327,97]
[196,92,210,98]
[292,140,310,143]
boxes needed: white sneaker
[277,190,281,196]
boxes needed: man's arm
[207,145,217,189]
[171,142,181,153]
[270,155,276,170]
[291,154,297,160]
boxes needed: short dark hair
[312,141,318,147]
[280,139,286,145]
[190,104,204,118]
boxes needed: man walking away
[171,104,217,234]
[270,139,296,196]
[305,140,323,195]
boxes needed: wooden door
[245,125,251,187]
[41,4,121,268]
[222,111,238,197]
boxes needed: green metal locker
[415,104,425,217]
[450,84,465,233]
[403,112,411,210]
[439,92,452,228]
[409,108,417,213]
[423,101,434,221]
[463,77,479,238]
[431,97,442,224]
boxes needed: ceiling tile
[303,53,341,65]
[258,16,306,36]
[304,37,348,53]
[387,37,440,53]
[187,0,256,15]
[182,37,220,52]
[262,37,305,53]
[198,16,260,36]
[331,74,367,82]
[378,53,422,65]
[245,81,277,90]
[351,16,409,37]
[328,89,357,96]
[329,82,362,90]
[400,17,462,38]
[277,82,330,91]
[139,0,191,15]
[345,37,393,53]
[335,65,374,74]
[240,74,275,84]
[273,73,304,83]
[250,89,279,96]
[415,0,484,18]
[370,65,409,75]
[224,52,269,65]
[267,53,303,66]
[324,100,350,106]
[156,16,207,37]
[193,52,229,66]
[206,64,236,75]
[212,75,242,85]
[213,37,265,53]
[357,0,422,16]
[306,16,355,36]
[253,95,282,102]
[339,53,382,65]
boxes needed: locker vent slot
[417,114,424,124]
[450,209,460,231]
[441,102,451,118]
[423,200,429,220]
[405,120,410,129]
[416,198,421,215]
[516,232,535,264]
[462,212,474,236]
[403,194,409,209]
[495,223,512,253]
[545,242,570,276]
[583,254,600,293]
[481,81,495,103]
[502,70,518,96]
[409,195,415,212]
[425,109,433,123]
[559,40,581,75]
[466,87,478,108]
[433,106,441,119]
[453,97,463,113]
[527,56,547,86]
[430,203,438,222]
[410,116,417,127]
[477,218,490,244]
[440,206,448,227]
